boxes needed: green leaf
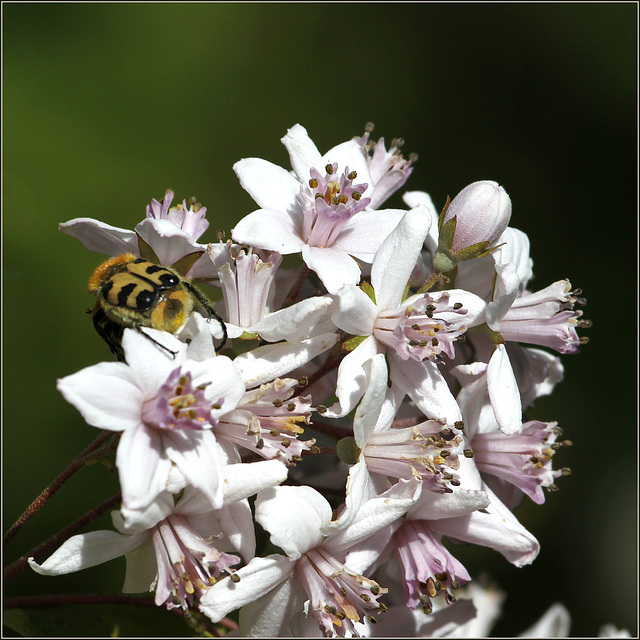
[360,280,376,304]
[342,335,368,352]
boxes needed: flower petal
[199,555,295,624]
[371,206,431,311]
[233,332,338,388]
[281,123,322,182]
[59,218,137,256]
[388,355,462,423]
[232,208,305,254]
[234,157,302,214]
[301,245,361,294]
[333,209,405,262]
[255,485,331,559]
[251,296,333,343]
[486,344,522,435]
[57,362,143,432]
[28,530,143,575]
[117,424,171,511]
[332,284,378,337]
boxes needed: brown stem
[3,431,118,546]
[3,492,121,584]
[308,419,352,441]
[284,264,311,306]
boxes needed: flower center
[374,292,468,362]
[143,367,215,431]
[300,163,371,247]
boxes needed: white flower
[29,463,288,611]
[329,206,486,421]
[59,191,220,281]
[57,329,246,511]
[231,124,409,294]
[199,479,421,637]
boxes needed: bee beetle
[87,253,227,361]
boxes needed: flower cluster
[30,123,592,637]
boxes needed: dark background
[3,3,637,636]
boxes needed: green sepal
[360,280,376,304]
[170,250,205,276]
[136,234,161,264]
[342,335,368,352]
[437,215,457,253]
[233,335,261,355]
[401,277,412,303]
[437,195,452,230]
[452,240,492,262]
[336,436,361,465]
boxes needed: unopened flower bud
[433,180,512,272]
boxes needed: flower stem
[3,492,122,584]
[3,431,118,546]
[284,264,311,306]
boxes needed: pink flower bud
[443,180,511,253]
[433,181,512,272]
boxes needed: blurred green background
[3,3,636,636]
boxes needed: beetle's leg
[183,282,228,352]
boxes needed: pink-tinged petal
[28,530,144,576]
[59,218,137,256]
[233,332,339,388]
[372,206,431,311]
[134,219,208,272]
[251,296,333,343]
[487,345,522,435]
[281,123,322,182]
[332,208,405,262]
[234,157,302,214]
[432,484,539,567]
[388,355,462,423]
[332,284,378,337]
[232,208,305,254]
[199,555,295,624]
[326,336,379,418]
[428,289,487,329]
[57,363,142,432]
[117,424,170,511]
[321,139,372,194]
[510,345,565,408]
[255,486,332,559]
[163,429,224,510]
[238,575,302,637]
[186,356,245,420]
[301,245,361,294]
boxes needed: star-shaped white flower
[57,329,246,511]
[329,206,486,422]
[231,124,409,294]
